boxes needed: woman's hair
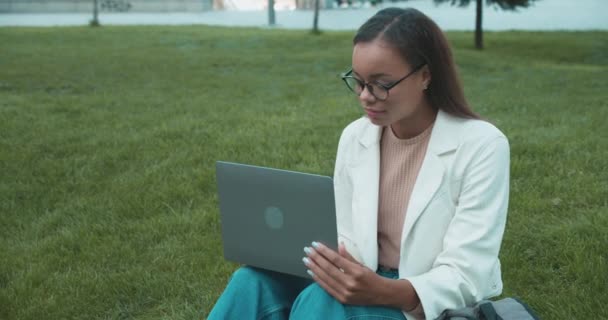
[354,7,479,119]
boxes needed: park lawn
[0,26,606,319]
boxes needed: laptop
[215,161,338,278]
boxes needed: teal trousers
[207,266,407,320]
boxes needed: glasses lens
[369,83,388,100]
[343,77,389,100]
[344,77,363,95]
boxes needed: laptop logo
[264,206,284,229]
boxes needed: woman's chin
[365,115,388,127]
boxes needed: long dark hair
[354,7,479,119]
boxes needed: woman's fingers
[304,244,345,281]
[303,253,347,301]
[307,241,358,274]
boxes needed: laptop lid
[215,161,338,278]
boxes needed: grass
[0,26,607,319]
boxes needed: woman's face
[351,39,432,135]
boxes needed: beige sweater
[378,123,433,269]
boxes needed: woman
[208,7,509,320]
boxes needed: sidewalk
[1,0,607,30]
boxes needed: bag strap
[478,302,504,320]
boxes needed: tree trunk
[312,0,320,34]
[475,0,483,49]
[268,0,276,26]
[91,0,100,26]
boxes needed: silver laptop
[215,161,338,278]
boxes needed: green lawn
[0,26,606,319]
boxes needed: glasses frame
[341,63,426,101]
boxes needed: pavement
[1,0,607,30]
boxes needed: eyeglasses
[341,64,426,101]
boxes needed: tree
[90,0,100,26]
[312,0,321,34]
[268,0,276,26]
[433,0,538,49]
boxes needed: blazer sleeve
[405,135,510,320]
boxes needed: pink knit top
[377,123,434,269]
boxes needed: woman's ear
[421,65,431,90]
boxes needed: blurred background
[1,0,607,30]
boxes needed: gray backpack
[435,297,540,320]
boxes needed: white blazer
[333,110,510,320]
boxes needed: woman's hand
[302,241,386,305]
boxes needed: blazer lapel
[400,110,460,246]
[400,153,444,244]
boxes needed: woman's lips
[365,108,385,118]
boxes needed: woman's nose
[358,85,376,103]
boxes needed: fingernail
[302,257,310,265]
[307,269,314,277]
[311,241,320,248]
[304,247,312,255]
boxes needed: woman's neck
[391,104,437,139]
